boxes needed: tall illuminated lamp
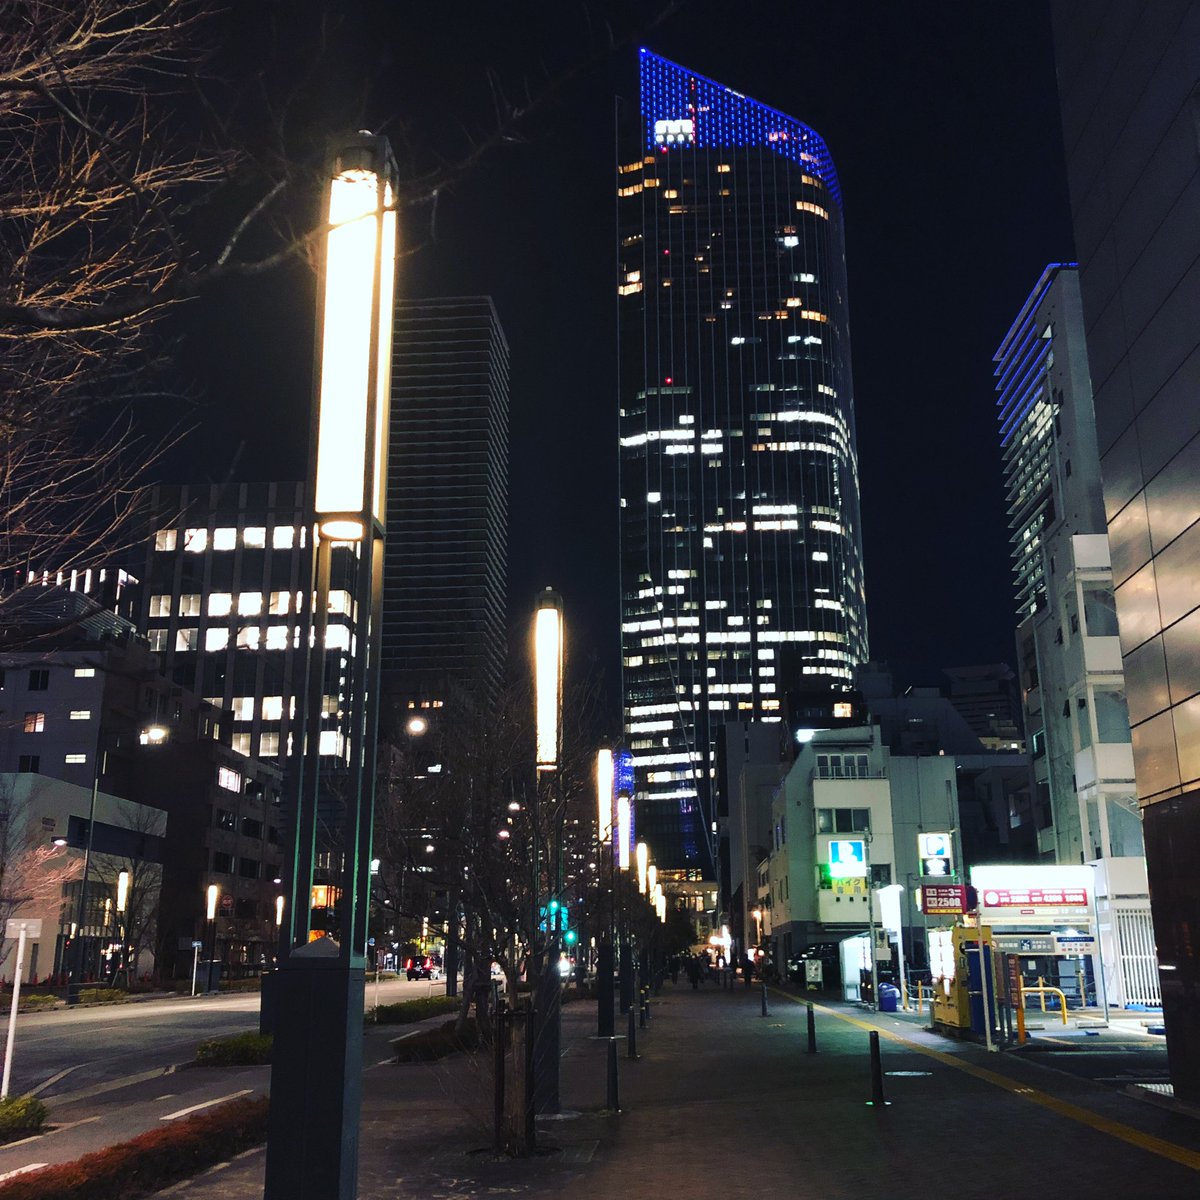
[616,790,635,1013]
[595,747,616,1036]
[531,587,564,1116]
[264,132,396,1200]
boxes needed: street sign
[828,839,866,878]
[981,886,1088,908]
[920,884,971,915]
[918,831,953,878]
[1052,935,1097,956]
[4,919,42,940]
[191,940,203,949]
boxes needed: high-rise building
[618,52,868,876]
[1053,3,1200,1090]
[384,298,510,712]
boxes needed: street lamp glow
[141,724,169,745]
[648,864,657,896]
[116,870,129,914]
[533,589,564,772]
[275,895,285,927]
[595,747,614,844]
[616,793,631,871]
[313,144,397,541]
[206,884,219,921]
[405,715,428,736]
[636,841,648,895]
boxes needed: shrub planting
[78,987,128,1004]
[372,995,458,1024]
[195,1032,273,1066]
[391,1018,480,1062]
[15,994,57,1012]
[0,1095,47,1138]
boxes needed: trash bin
[878,983,900,1013]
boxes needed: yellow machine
[931,924,997,1032]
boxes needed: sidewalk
[155,979,1200,1199]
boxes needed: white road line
[28,1063,87,1097]
[2,1115,102,1150]
[0,1164,48,1183]
[161,1089,253,1121]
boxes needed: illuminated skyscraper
[618,52,868,876]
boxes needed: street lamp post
[532,588,564,1116]
[595,748,616,1037]
[616,791,634,1014]
[264,132,396,1200]
[205,883,218,992]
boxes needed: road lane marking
[776,991,1200,1173]
[1,1115,102,1150]
[28,1063,87,1097]
[161,1089,253,1121]
[45,1064,179,1109]
[0,1163,47,1182]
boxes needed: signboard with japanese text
[970,865,1094,927]
[921,884,971,915]
[980,887,1088,908]
[918,832,954,878]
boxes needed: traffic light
[564,929,577,946]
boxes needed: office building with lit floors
[384,298,510,720]
[1054,2,1200,1097]
[618,51,868,883]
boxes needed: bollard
[639,994,647,1029]
[868,1030,888,1106]
[807,1001,817,1054]
[642,987,651,1023]
[606,1036,620,1111]
[627,1001,639,1059]
[760,980,768,1017]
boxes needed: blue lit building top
[639,49,842,207]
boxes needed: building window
[264,626,289,650]
[231,697,255,721]
[205,628,229,652]
[236,627,261,650]
[23,712,45,733]
[260,733,280,758]
[261,696,284,721]
[231,733,252,756]
[69,710,91,721]
[216,808,236,830]
[238,592,263,616]
[154,529,178,551]
[28,670,49,691]
[1094,689,1132,744]
[65,753,87,764]
[149,595,172,618]
[242,817,263,840]
[268,591,291,615]
[218,766,242,792]
[870,864,892,888]
[184,528,208,553]
[176,629,198,652]
[267,825,281,845]
[179,595,201,617]
[212,851,234,874]
[243,527,266,548]
[17,755,39,773]
[74,667,95,678]
[148,629,169,652]
[816,807,871,834]
[212,528,237,551]
[207,593,231,617]
[1082,586,1120,638]
[238,857,260,880]
[272,526,295,549]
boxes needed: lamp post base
[264,940,365,1200]
[597,940,615,1037]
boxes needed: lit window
[184,528,208,553]
[795,200,829,220]
[260,732,281,757]
[325,625,351,651]
[69,710,91,720]
[208,593,233,617]
[65,753,87,764]
[243,527,266,548]
[148,629,169,652]
[179,595,201,617]
[618,281,643,296]
[23,712,45,733]
[238,592,263,616]
[715,163,731,174]
[319,729,345,757]
[812,551,829,562]
[212,528,237,551]
[265,625,290,650]
[328,591,353,616]
[272,526,295,549]
[236,627,261,650]
[218,766,242,792]
[780,235,799,248]
[205,628,229,652]
[262,696,284,721]
[176,629,198,652]
[647,492,661,504]
[232,696,255,721]
[149,595,172,618]
[74,668,95,678]
[154,529,178,552]
[232,733,252,756]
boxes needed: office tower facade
[995,264,1156,1007]
[618,52,868,876]
[1053,2,1200,1087]
[384,298,510,713]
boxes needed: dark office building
[384,298,510,712]
[618,52,868,876]
[1054,1,1200,1098]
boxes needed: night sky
[169,2,1074,725]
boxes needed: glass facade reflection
[618,52,868,874]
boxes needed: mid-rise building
[618,51,868,879]
[385,298,510,713]
[995,263,1156,1007]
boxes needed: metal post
[68,728,105,1005]
[807,1001,817,1053]
[190,944,199,998]
[493,1000,506,1157]
[606,1037,620,1111]
[639,992,647,1029]
[523,1003,536,1153]
[597,937,615,1037]
[760,979,768,1017]
[1,926,27,1099]
[864,834,879,1011]
[869,1031,887,1105]
[626,1002,638,1059]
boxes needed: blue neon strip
[639,49,842,208]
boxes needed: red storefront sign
[980,887,1088,908]
[921,884,972,915]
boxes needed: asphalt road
[7,975,451,1103]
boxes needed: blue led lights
[639,49,842,207]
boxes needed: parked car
[406,955,435,980]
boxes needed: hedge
[391,1018,480,1063]
[78,988,128,1005]
[372,995,458,1024]
[15,994,57,1012]
[195,1032,272,1066]
[0,1096,47,1139]
[0,1095,268,1200]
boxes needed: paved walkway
[154,980,1200,1199]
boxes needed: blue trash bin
[878,983,900,1013]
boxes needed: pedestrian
[742,950,755,989]
[686,954,701,990]
[669,955,680,985]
